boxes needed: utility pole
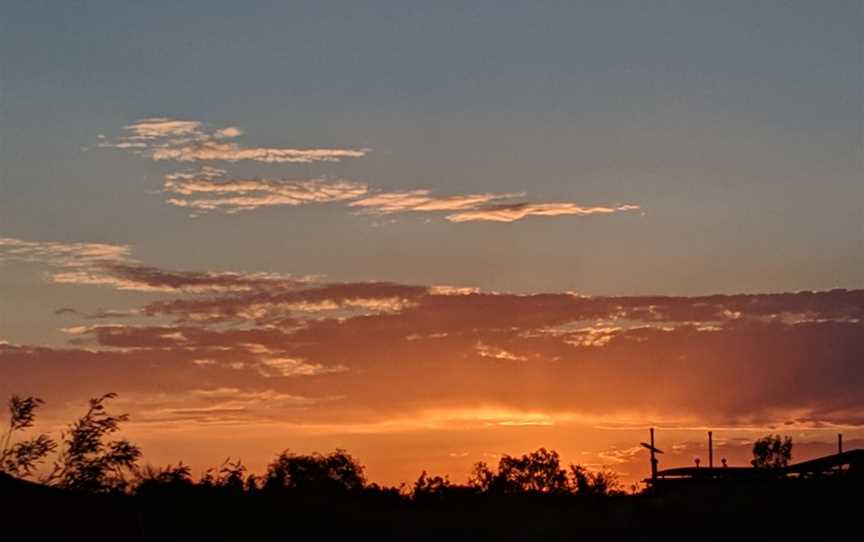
[708,431,713,469]
[640,427,664,485]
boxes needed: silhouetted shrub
[263,449,366,494]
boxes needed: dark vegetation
[2,394,861,541]
[750,433,794,469]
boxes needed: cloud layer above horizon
[4,235,864,438]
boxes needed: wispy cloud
[349,190,639,223]
[0,236,308,293]
[98,387,343,426]
[0,237,130,267]
[99,119,641,224]
[102,117,370,164]
[163,167,368,215]
[446,202,641,223]
[348,190,522,215]
[141,281,427,323]
[122,118,204,139]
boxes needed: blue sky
[2,0,860,297]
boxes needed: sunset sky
[1,1,862,487]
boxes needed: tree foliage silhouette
[469,448,623,496]
[263,449,366,493]
[199,457,248,492]
[570,464,622,496]
[470,448,570,495]
[45,393,141,492]
[751,434,793,469]
[0,396,56,478]
[413,470,453,500]
[135,461,194,494]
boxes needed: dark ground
[2,474,860,540]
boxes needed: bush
[263,449,366,494]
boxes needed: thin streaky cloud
[152,142,370,164]
[163,168,368,215]
[122,118,203,139]
[348,190,523,215]
[99,120,640,223]
[0,236,310,293]
[0,237,130,267]
[348,190,639,224]
[102,117,370,164]
[446,202,641,223]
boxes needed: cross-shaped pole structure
[641,427,664,485]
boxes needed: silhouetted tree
[135,462,194,494]
[468,461,497,493]
[244,473,260,492]
[0,396,56,478]
[199,457,247,492]
[469,448,569,495]
[751,434,793,469]
[263,449,365,494]
[569,465,623,496]
[45,393,141,493]
[413,470,453,500]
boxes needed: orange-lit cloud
[348,190,523,214]
[0,236,309,293]
[5,239,864,429]
[101,117,370,163]
[162,168,368,214]
[0,236,130,266]
[100,119,641,224]
[446,202,641,222]
[158,169,639,224]
[5,236,864,487]
[349,190,639,223]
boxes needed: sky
[1,1,862,487]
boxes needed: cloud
[5,292,864,468]
[0,236,309,293]
[475,341,528,361]
[9,235,864,434]
[349,190,639,224]
[94,262,308,293]
[51,262,307,293]
[102,117,370,164]
[446,202,641,223]
[348,190,522,215]
[163,168,368,214]
[0,237,130,267]
[141,281,428,323]
[90,387,343,426]
[55,307,141,319]
[7,242,864,487]
[152,142,369,164]
[99,119,642,224]
[122,118,203,139]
